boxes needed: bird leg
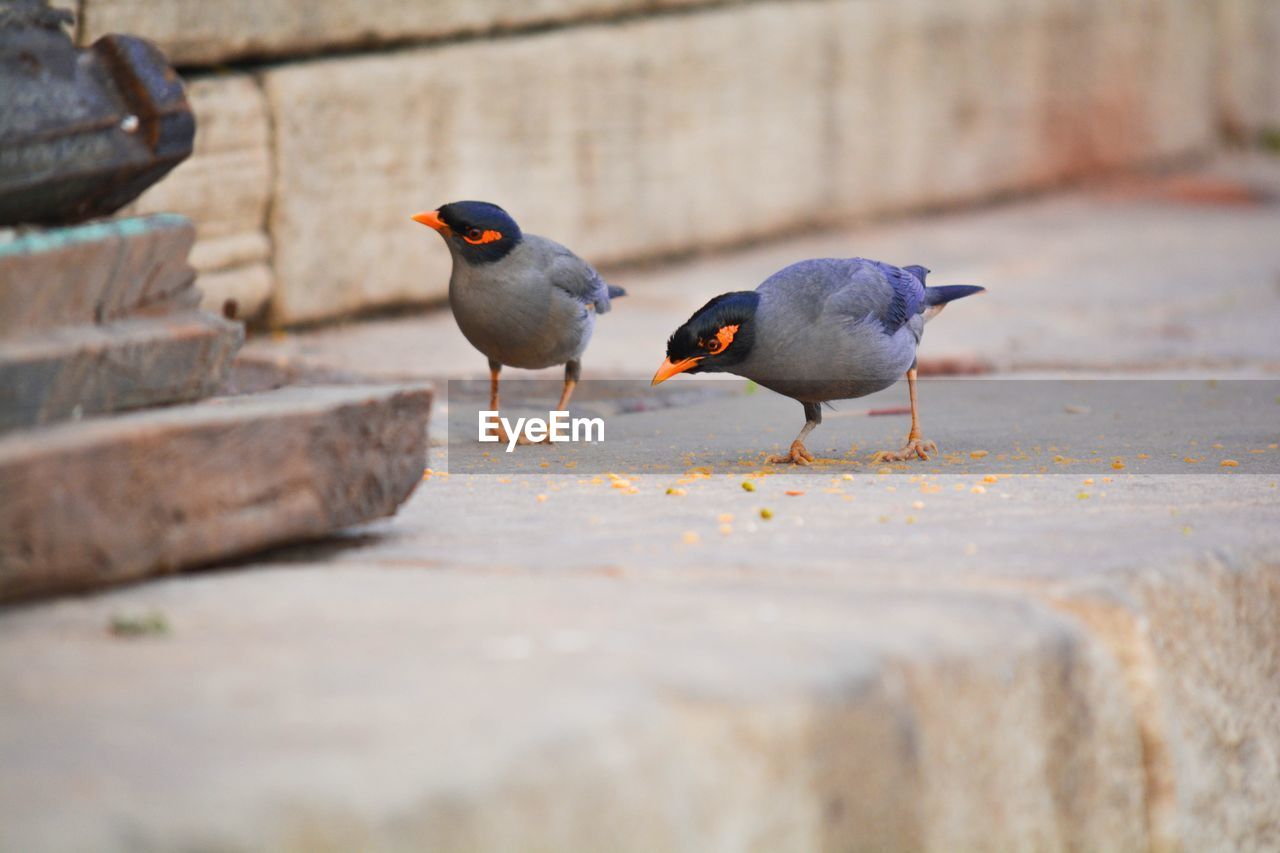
[555,359,581,411]
[522,360,582,445]
[768,402,821,465]
[488,360,532,446]
[873,368,937,462]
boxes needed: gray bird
[651,258,984,464]
[413,201,624,442]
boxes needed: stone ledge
[0,384,431,602]
[0,569,1147,851]
[0,214,196,336]
[0,312,244,432]
[76,0,740,66]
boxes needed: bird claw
[767,441,816,466]
[872,438,937,463]
[496,427,537,447]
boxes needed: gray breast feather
[448,237,597,369]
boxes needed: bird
[412,201,625,444]
[651,258,984,464]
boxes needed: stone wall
[87,0,1280,326]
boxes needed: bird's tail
[923,284,985,306]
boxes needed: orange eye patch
[703,324,739,354]
[463,228,503,245]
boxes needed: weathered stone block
[1217,0,1280,135]
[0,384,431,601]
[828,0,1217,214]
[77,0,734,66]
[126,74,274,318]
[263,3,833,323]
[0,312,243,432]
[1039,557,1280,852]
[0,214,196,336]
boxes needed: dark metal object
[0,0,194,226]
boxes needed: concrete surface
[3,159,1280,850]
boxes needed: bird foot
[496,426,537,446]
[872,437,937,463]
[767,441,816,466]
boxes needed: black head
[412,200,522,264]
[653,291,760,385]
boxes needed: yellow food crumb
[1111,459,1125,470]
[536,494,548,502]
[666,487,687,496]
[681,531,700,544]
[877,467,893,475]
[971,485,987,494]
[982,474,999,484]
[1184,457,1199,464]
[1220,459,1239,468]
[841,473,855,481]
[1078,492,1090,500]
[760,507,775,521]
[611,479,632,489]
[717,513,734,523]
[1083,478,1094,485]
[970,450,989,459]
[911,500,925,510]
[741,481,756,492]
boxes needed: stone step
[0,383,432,602]
[0,214,199,336]
[0,311,243,432]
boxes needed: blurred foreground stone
[0,384,430,602]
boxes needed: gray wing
[758,258,924,334]
[528,234,618,314]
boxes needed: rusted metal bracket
[0,0,194,226]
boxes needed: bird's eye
[705,338,723,354]
[465,227,483,240]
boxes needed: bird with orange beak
[413,201,624,443]
[653,259,984,464]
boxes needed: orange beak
[412,209,449,233]
[651,356,702,386]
